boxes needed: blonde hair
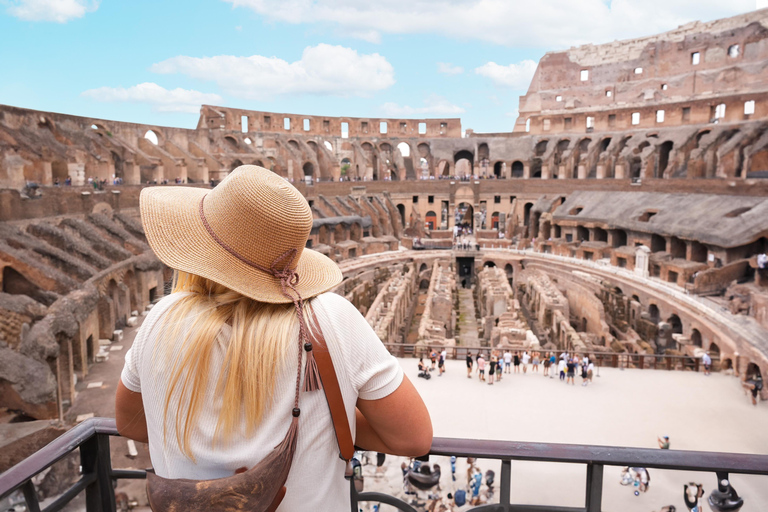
[157,270,304,460]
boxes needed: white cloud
[380,95,465,116]
[6,0,98,22]
[150,44,395,100]
[437,62,464,75]
[81,82,222,113]
[475,60,538,89]
[223,0,754,47]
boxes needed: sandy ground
[358,358,768,511]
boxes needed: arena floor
[359,358,768,511]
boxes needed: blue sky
[0,0,759,133]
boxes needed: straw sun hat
[140,165,342,304]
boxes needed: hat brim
[140,186,343,304]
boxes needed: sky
[0,0,762,133]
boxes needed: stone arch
[511,161,524,178]
[288,140,300,151]
[230,159,244,171]
[454,149,474,167]
[144,130,160,145]
[493,161,504,178]
[534,140,548,157]
[425,210,437,230]
[438,159,451,176]
[396,204,406,227]
[648,304,660,323]
[523,202,534,227]
[303,162,315,178]
[223,135,238,150]
[667,314,683,336]
[419,263,428,273]
[691,328,703,347]
[478,143,489,160]
[456,202,474,230]
[746,362,762,380]
[657,141,674,177]
[483,261,496,267]
[123,269,139,312]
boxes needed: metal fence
[3,418,767,512]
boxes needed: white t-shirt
[522,352,530,365]
[558,360,566,372]
[503,352,512,364]
[702,353,712,365]
[121,291,403,512]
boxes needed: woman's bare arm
[115,380,149,443]
[356,375,432,457]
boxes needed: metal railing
[3,418,767,512]
[383,343,709,372]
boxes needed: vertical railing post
[82,434,117,512]
[499,460,511,511]
[585,463,603,512]
[21,480,41,512]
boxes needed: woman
[115,166,432,511]
[488,354,496,385]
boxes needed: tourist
[496,354,504,381]
[566,358,576,385]
[542,352,551,377]
[531,351,540,373]
[488,354,496,384]
[115,166,432,511]
[503,350,512,373]
[549,353,556,379]
[658,436,670,449]
[477,354,486,382]
[743,371,763,406]
[438,350,445,376]
[702,351,712,376]
[466,352,473,378]
[521,350,530,374]
[513,351,521,373]
[581,361,589,386]
[418,358,431,380]
[587,360,595,383]
[683,483,704,512]
[430,349,438,371]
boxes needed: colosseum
[2,7,768,498]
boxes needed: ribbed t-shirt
[121,291,403,511]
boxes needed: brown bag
[146,310,354,512]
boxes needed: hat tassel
[303,343,323,392]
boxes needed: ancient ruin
[1,8,767,435]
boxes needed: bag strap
[307,308,355,461]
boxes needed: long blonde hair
[157,270,302,460]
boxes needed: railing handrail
[3,417,768,503]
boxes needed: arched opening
[491,211,500,230]
[483,261,496,268]
[657,141,674,177]
[425,210,437,230]
[523,203,533,227]
[530,159,542,178]
[593,227,608,242]
[456,202,474,231]
[340,157,352,179]
[746,362,762,381]
[651,234,666,253]
[721,358,733,371]
[613,229,627,248]
[288,140,300,151]
[438,159,451,177]
[511,161,524,178]
[303,162,315,178]
[123,270,139,313]
[397,204,406,227]
[599,138,612,153]
[630,157,642,180]
[230,159,243,171]
[397,142,411,157]
[419,279,430,289]
[493,161,503,178]
[534,140,548,157]
[454,150,474,177]
[419,263,428,273]
[690,329,702,347]
[144,130,159,145]
[667,314,683,335]
[648,304,660,323]
[708,342,720,356]
[324,140,333,152]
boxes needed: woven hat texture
[140,165,342,303]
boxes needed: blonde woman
[115,166,432,511]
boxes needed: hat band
[198,194,313,410]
